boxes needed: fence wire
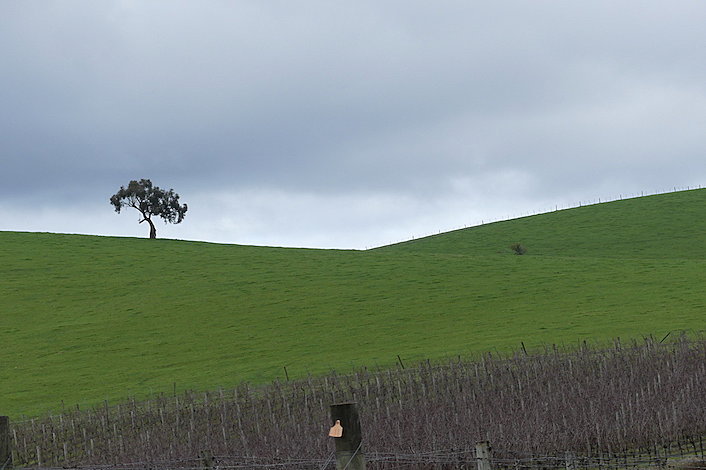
[7,447,706,470]
[9,339,706,469]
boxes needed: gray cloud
[2,1,706,247]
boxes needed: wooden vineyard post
[565,451,576,470]
[0,416,12,469]
[200,450,213,469]
[476,441,492,470]
[329,403,366,470]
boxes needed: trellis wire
[10,336,706,468]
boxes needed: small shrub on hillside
[510,242,527,255]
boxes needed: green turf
[2,189,706,418]
[377,189,706,259]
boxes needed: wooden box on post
[0,416,12,470]
[329,403,366,470]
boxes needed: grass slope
[2,189,706,417]
[378,189,706,258]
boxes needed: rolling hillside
[2,189,706,418]
[377,189,706,258]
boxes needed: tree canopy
[110,179,187,239]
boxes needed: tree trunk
[146,218,157,239]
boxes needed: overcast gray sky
[2,1,706,249]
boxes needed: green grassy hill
[3,189,706,418]
[378,189,706,258]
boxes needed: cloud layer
[2,1,706,248]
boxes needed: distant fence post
[0,416,12,470]
[330,403,366,470]
[476,441,492,470]
[200,450,213,470]
[565,451,576,470]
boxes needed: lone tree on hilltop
[110,179,187,239]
